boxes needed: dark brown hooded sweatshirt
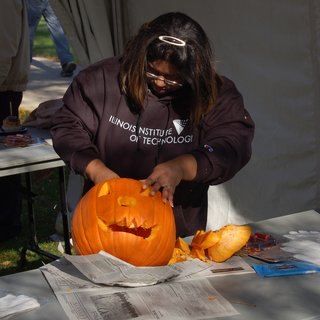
[51,57,255,237]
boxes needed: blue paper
[252,261,320,277]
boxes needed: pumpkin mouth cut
[109,224,152,239]
[98,217,158,240]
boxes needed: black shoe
[60,61,77,77]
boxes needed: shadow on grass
[0,235,59,276]
[0,169,64,276]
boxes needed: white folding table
[0,210,320,319]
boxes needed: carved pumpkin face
[72,178,176,266]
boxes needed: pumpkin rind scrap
[168,237,191,264]
[190,230,221,261]
[191,230,220,250]
[72,178,176,266]
[207,224,251,262]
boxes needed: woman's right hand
[142,154,197,206]
[85,159,120,184]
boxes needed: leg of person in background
[0,91,23,242]
[26,0,46,63]
[0,91,22,122]
[42,2,76,77]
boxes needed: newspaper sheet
[41,253,254,319]
[62,250,213,287]
[54,278,238,320]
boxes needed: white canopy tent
[51,0,320,229]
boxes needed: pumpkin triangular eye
[140,187,151,197]
[98,182,111,197]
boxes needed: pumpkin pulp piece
[175,237,191,254]
[207,224,251,262]
[190,247,207,261]
[168,237,192,264]
[191,230,220,249]
[168,248,189,264]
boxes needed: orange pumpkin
[72,178,176,266]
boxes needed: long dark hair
[120,12,218,126]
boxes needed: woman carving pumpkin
[51,12,254,237]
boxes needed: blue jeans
[27,0,74,66]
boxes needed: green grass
[32,16,58,60]
[0,169,65,276]
[32,16,76,61]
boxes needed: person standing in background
[26,0,77,77]
[0,0,30,241]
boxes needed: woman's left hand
[142,154,197,206]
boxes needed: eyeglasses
[145,71,184,88]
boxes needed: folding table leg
[20,167,72,268]
[20,172,60,268]
[58,167,71,254]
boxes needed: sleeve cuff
[70,148,100,175]
[189,150,213,182]
[189,147,225,184]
